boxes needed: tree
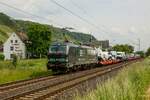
[113,44,134,53]
[0,53,4,61]
[135,51,145,58]
[146,47,150,56]
[0,41,3,45]
[27,23,52,58]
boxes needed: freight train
[47,42,140,73]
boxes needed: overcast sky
[0,0,149,51]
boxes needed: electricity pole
[90,33,92,43]
[138,38,141,51]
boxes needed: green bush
[0,54,4,60]
[12,54,17,68]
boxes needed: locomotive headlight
[49,58,55,62]
[54,58,68,62]
[65,58,68,62]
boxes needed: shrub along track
[0,60,141,100]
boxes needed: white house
[3,32,28,60]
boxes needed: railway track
[0,76,56,92]
[0,60,140,100]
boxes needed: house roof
[16,32,29,42]
[3,32,29,45]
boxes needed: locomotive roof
[51,42,77,46]
[81,45,93,49]
[51,42,93,49]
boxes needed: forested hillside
[0,12,97,44]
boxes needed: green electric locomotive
[47,42,97,73]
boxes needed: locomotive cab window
[79,49,86,57]
[49,45,66,54]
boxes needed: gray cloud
[0,0,149,50]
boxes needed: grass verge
[75,58,150,100]
[0,59,52,84]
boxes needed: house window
[15,40,18,43]
[11,40,13,43]
[10,54,13,58]
[10,46,14,51]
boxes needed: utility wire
[1,0,110,39]
[50,0,96,27]
[0,1,63,27]
[68,0,122,37]
[0,0,110,37]
[72,1,113,35]
[69,0,90,17]
[49,0,110,35]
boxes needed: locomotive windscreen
[49,45,66,54]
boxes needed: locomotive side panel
[68,47,77,68]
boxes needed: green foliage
[26,23,52,57]
[0,12,16,29]
[113,44,134,53]
[16,20,97,44]
[0,12,15,42]
[146,47,150,56]
[0,53,4,60]
[0,29,8,37]
[0,59,52,84]
[0,25,13,42]
[76,59,150,100]
[12,54,18,67]
[136,51,145,58]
